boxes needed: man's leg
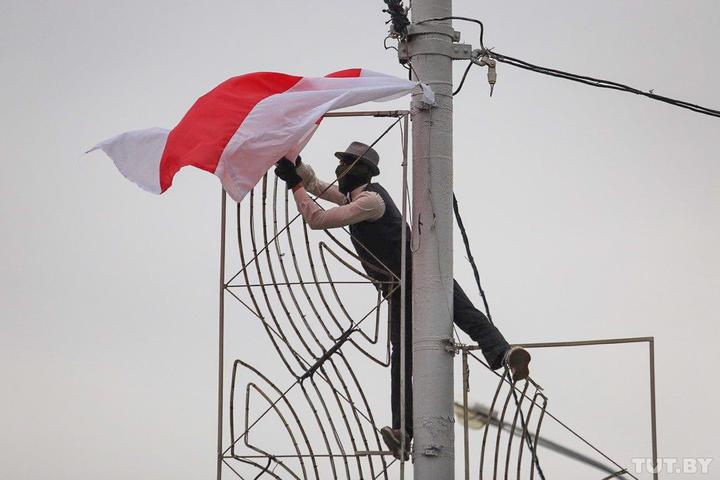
[452,279,509,370]
[388,287,413,439]
[382,283,413,460]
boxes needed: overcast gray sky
[1,1,719,479]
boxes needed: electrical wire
[490,51,720,118]
[416,15,486,51]
[452,193,493,323]
[416,14,719,117]
[453,61,475,97]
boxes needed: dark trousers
[388,279,509,439]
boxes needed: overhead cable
[417,15,486,51]
[453,61,474,96]
[414,14,720,117]
[490,51,720,118]
[452,193,493,323]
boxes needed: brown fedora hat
[334,141,380,176]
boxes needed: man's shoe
[380,426,410,461]
[504,346,531,381]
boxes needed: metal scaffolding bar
[216,189,227,480]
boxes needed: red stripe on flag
[312,68,364,126]
[158,72,302,192]
[325,68,363,78]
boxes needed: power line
[411,13,720,118]
[490,51,720,118]
[453,61,474,97]
[417,15,486,51]
[452,193,492,323]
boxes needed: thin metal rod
[516,390,540,480]
[505,381,530,478]
[493,377,515,480]
[649,338,659,480]
[356,451,396,457]
[462,349,470,480]
[216,189,226,480]
[227,453,393,459]
[399,113,409,477]
[307,373,352,479]
[464,336,654,351]
[323,110,410,118]
[480,369,509,479]
[529,394,548,480]
[227,280,388,288]
[298,381,341,479]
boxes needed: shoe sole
[380,427,409,461]
[507,347,531,381]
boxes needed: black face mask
[336,163,372,194]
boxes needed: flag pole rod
[216,189,227,480]
[324,110,410,118]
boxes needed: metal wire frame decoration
[456,338,659,480]
[216,110,411,480]
[213,110,660,480]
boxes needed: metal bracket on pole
[398,23,472,64]
[398,40,473,63]
[406,23,462,41]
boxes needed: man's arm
[292,185,384,230]
[297,163,346,206]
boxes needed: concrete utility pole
[407,0,457,478]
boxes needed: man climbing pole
[274,142,531,460]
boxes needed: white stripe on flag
[88,127,169,194]
[215,73,424,201]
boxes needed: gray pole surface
[409,0,456,478]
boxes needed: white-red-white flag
[89,68,433,201]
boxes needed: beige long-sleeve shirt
[292,163,386,229]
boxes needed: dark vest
[349,183,411,293]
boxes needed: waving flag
[89,69,433,202]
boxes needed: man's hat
[334,141,380,176]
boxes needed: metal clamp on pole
[397,24,473,64]
[471,49,497,96]
[443,338,461,356]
